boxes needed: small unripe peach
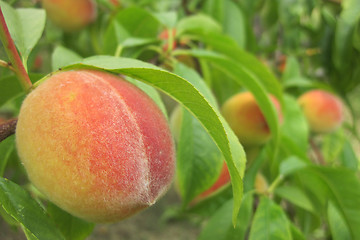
[254,173,268,194]
[221,92,282,147]
[41,0,97,32]
[16,70,175,222]
[297,90,343,133]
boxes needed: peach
[254,173,268,194]
[41,0,97,32]
[15,70,175,222]
[297,90,343,133]
[221,92,282,147]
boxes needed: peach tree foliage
[0,0,360,240]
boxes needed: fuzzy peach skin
[16,70,175,222]
[297,90,343,133]
[221,92,282,147]
[41,0,97,32]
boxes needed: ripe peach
[221,92,282,147]
[16,70,175,222]
[41,0,97,32]
[297,90,343,133]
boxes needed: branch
[0,7,32,92]
[0,118,17,142]
[310,138,326,165]
[181,0,191,15]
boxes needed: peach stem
[0,8,32,92]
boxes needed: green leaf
[333,0,360,71]
[174,62,218,108]
[0,75,23,107]
[0,178,65,240]
[0,74,43,108]
[279,156,308,177]
[177,34,282,101]
[289,222,305,240]
[177,14,222,35]
[152,11,177,28]
[281,56,301,82]
[16,9,46,64]
[121,37,158,48]
[185,50,281,157]
[47,203,94,240]
[275,186,315,214]
[222,1,246,48]
[55,56,246,225]
[187,185,233,218]
[204,62,241,105]
[279,135,309,161]
[173,63,224,205]
[198,193,253,240]
[0,135,15,176]
[115,7,160,38]
[354,20,360,51]
[203,0,225,24]
[281,95,309,152]
[328,201,352,240]
[314,167,360,240]
[243,148,267,192]
[283,77,332,90]
[322,130,346,163]
[0,2,46,66]
[102,20,130,55]
[339,139,358,170]
[204,0,246,48]
[249,197,292,240]
[52,46,83,71]
[176,108,223,206]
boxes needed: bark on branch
[0,118,17,142]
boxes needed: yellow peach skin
[16,70,175,222]
[41,0,97,32]
[297,90,343,133]
[221,92,282,147]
